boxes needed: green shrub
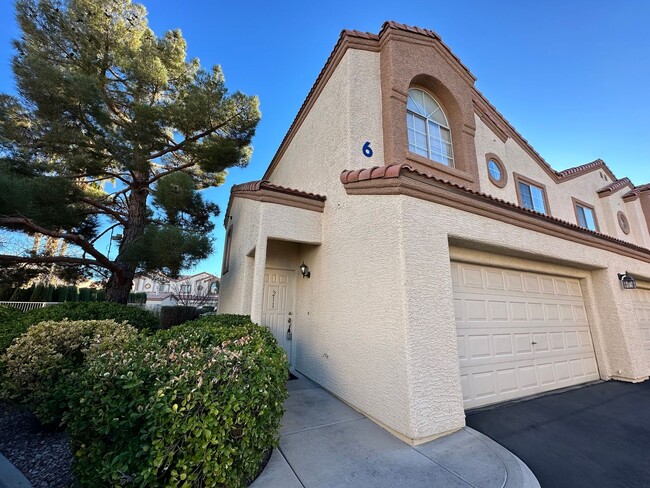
[23,302,159,331]
[1,319,138,425]
[67,314,288,487]
[0,305,27,355]
[78,287,91,302]
[159,305,198,329]
[128,292,147,304]
[10,286,33,302]
[66,285,79,302]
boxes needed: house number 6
[362,141,373,158]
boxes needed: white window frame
[515,174,549,215]
[406,88,454,166]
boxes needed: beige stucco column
[589,269,649,381]
[399,201,466,442]
[249,235,268,325]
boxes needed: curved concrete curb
[465,428,540,488]
[0,453,32,488]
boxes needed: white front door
[452,261,599,409]
[262,268,295,364]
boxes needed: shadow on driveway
[466,381,650,488]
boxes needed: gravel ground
[0,403,74,488]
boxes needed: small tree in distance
[169,278,218,307]
[0,0,260,302]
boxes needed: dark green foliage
[78,287,91,302]
[52,285,68,302]
[0,0,260,301]
[66,285,78,302]
[1,319,138,425]
[10,285,32,301]
[29,283,45,301]
[42,284,54,302]
[66,315,288,487]
[23,302,159,331]
[159,305,198,329]
[128,292,147,304]
[0,285,15,300]
[0,305,27,356]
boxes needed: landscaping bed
[0,403,74,488]
[0,308,288,487]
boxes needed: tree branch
[0,216,115,271]
[147,162,196,185]
[79,198,128,225]
[0,254,101,267]
[147,110,243,161]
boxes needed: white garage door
[452,262,599,409]
[631,285,650,364]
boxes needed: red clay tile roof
[622,183,650,200]
[224,180,326,227]
[376,21,475,81]
[340,164,650,254]
[556,159,616,180]
[597,177,635,196]
[231,180,326,201]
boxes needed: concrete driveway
[466,380,650,488]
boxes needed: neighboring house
[219,22,650,445]
[132,272,220,309]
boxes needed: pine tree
[0,0,260,302]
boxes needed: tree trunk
[105,184,148,304]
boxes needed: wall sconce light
[618,271,637,290]
[300,262,311,279]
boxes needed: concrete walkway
[252,373,539,488]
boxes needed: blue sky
[1,0,649,276]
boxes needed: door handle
[288,318,292,324]
[531,341,538,345]
[288,312,292,315]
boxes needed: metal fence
[0,301,58,312]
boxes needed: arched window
[406,88,454,166]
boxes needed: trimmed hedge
[66,314,288,487]
[1,319,138,425]
[159,305,198,329]
[0,305,27,356]
[23,302,159,331]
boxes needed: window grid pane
[576,206,588,227]
[530,186,546,214]
[407,88,454,167]
[519,182,534,210]
[488,161,501,180]
[577,205,596,230]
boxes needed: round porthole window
[486,154,507,188]
[617,211,630,235]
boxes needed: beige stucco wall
[474,115,650,249]
[221,43,650,444]
[218,198,322,316]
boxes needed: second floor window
[518,179,547,214]
[180,284,191,293]
[576,204,597,231]
[407,88,454,166]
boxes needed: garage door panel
[452,262,599,409]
